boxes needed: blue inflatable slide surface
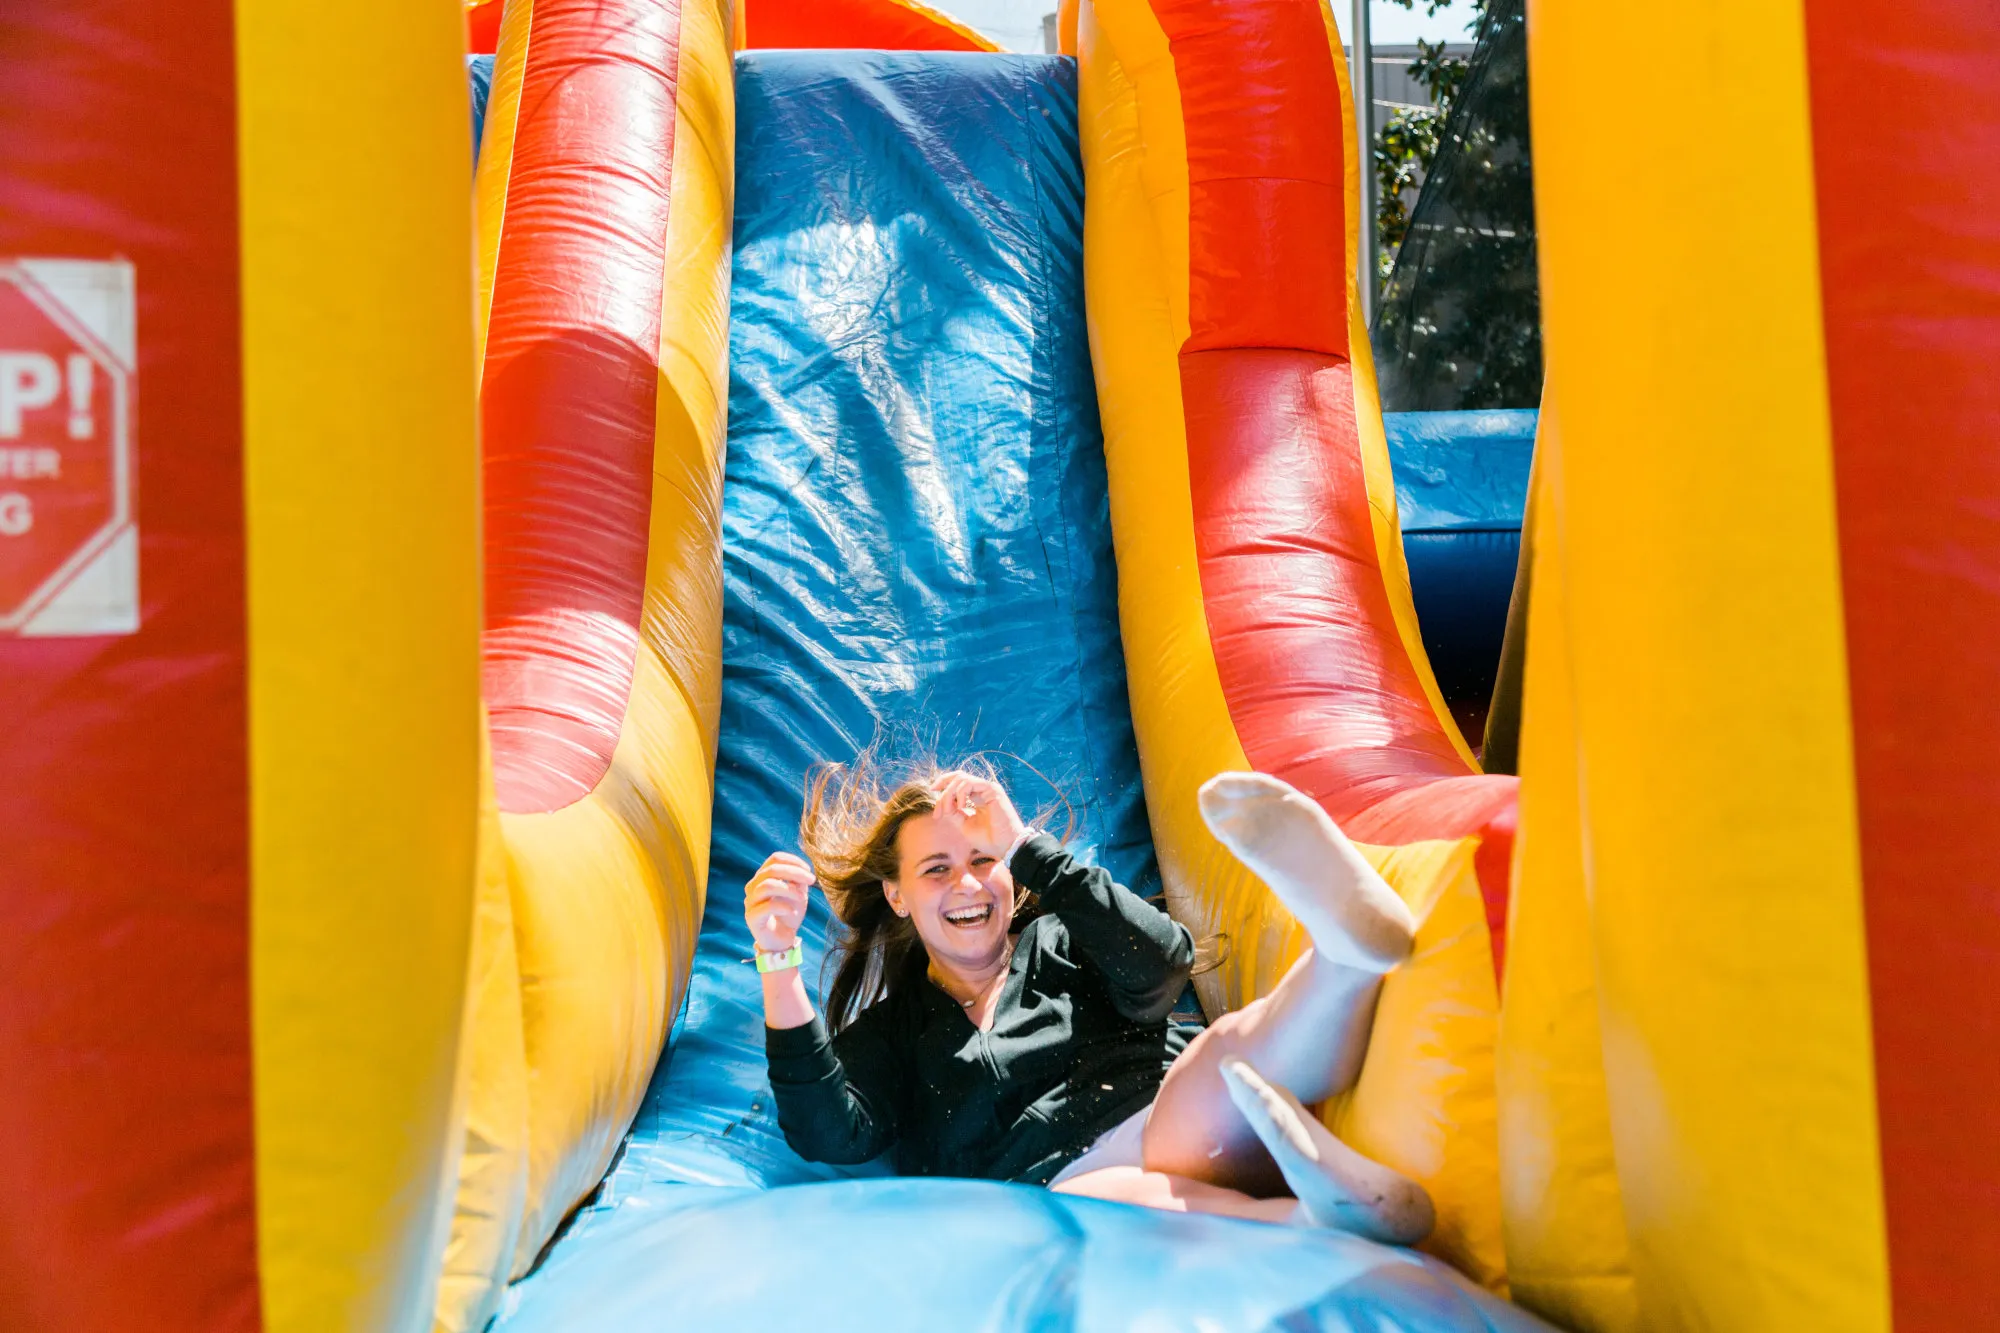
[491,52,1548,1332]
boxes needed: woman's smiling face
[885,807,1016,977]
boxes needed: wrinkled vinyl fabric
[1386,409,1536,707]
[494,53,1549,1333]
[626,48,1160,1194]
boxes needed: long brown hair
[802,754,1042,1032]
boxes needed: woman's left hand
[933,770,1027,853]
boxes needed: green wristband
[754,942,803,974]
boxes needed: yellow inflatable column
[1495,412,1635,1331]
[454,0,736,1294]
[1532,1,1889,1327]
[500,0,733,1272]
[433,2,541,1323]
[236,0,484,1326]
[432,732,529,1333]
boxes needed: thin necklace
[938,940,1013,1008]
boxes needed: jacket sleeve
[765,1009,903,1166]
[1010,833,1195,1024]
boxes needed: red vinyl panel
[1157,0,1515,978]
[1181,348,1472,821]
[1805,2,2000,1324]
[1156,0,1471,809]
[1153,0,1347,357]
[0,2,261,1328]
[480,0,682,813]
[467,0,502,54]
[742,0,991,52]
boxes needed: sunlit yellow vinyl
[1494,417,1636,1332]
[493,0,735,1270]
[1087,0,1189,347]
[235,1,483,1328]
[432,727,529,1333]
[436,2,544,1314]
[1532,1,1888,1327]
[1328,838,1505,1290]
[1078,0,1252,1019]
[473,0,532,376]
[649,0,736,756]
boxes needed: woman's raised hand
[932,770,1026,852]
[744,851,814,952]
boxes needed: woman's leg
[1049,1079,1432,1246]
[1217,1057,1435,1244]
[1142,952,1382,1197]
[1142,774,1416,1198]
[1049,1165,1300,1225]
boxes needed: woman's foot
[1218,1056,1435,1245]
[1198,772,1415,972]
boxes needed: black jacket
[765,834,1197,1184]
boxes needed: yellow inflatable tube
[436,0,735,1327]
[1078,0,1519,1291]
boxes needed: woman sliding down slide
[748,764,1436,1241]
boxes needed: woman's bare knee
[1141,1018,1288,1193]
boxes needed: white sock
[1198,772,1415,972]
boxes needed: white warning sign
[0,258,137,637]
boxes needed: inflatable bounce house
[2,0,1994,1329]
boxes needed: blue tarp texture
[468,53,493,160]
[492,52,1548,1333]
[1385,409,1537,706]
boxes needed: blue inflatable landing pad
[493,52,1551,1333]
[502,1179,1540,1333]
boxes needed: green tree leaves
[1370,0,1542,411]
